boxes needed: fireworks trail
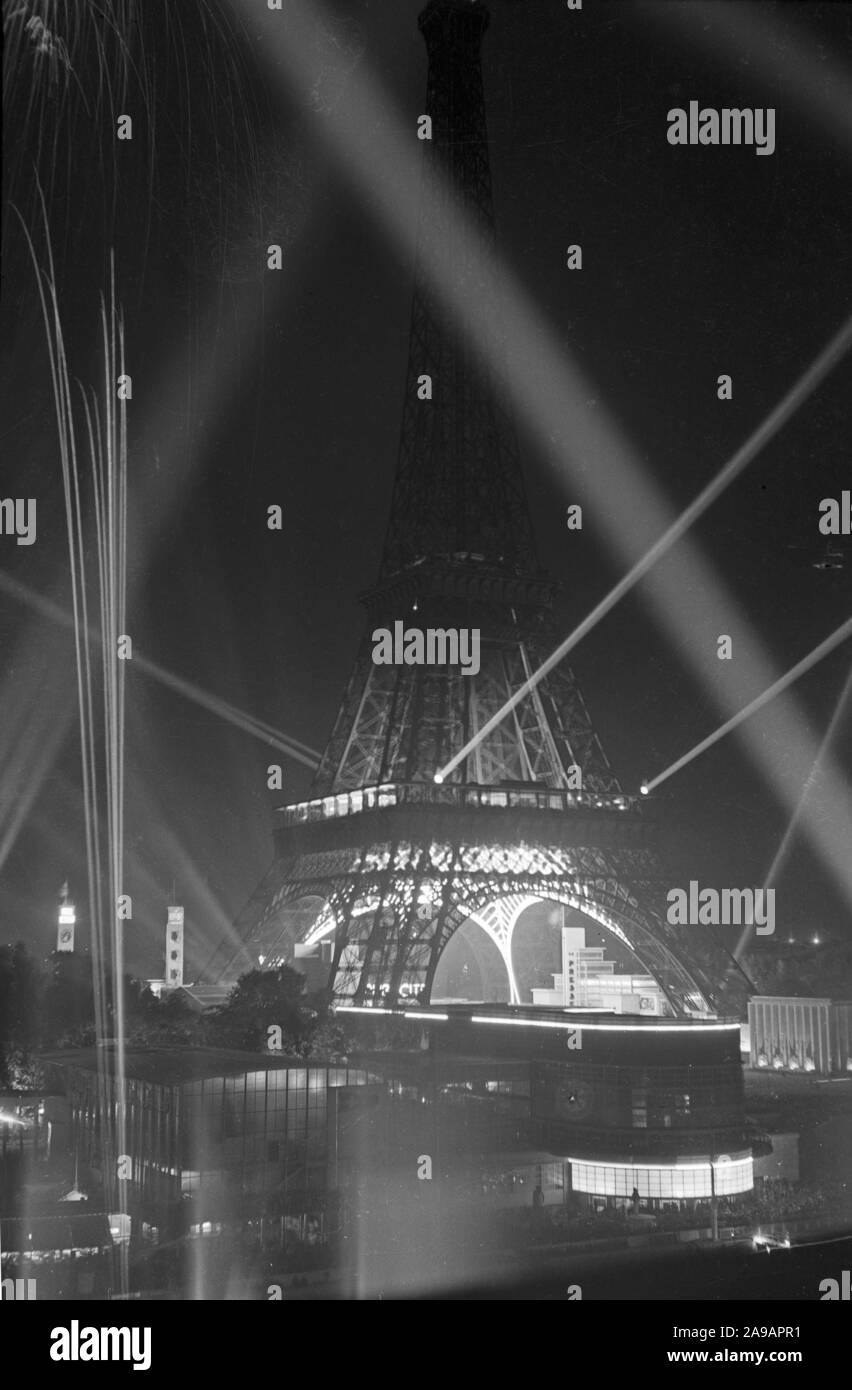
[3,0,269,284]
[17,197,132,1293]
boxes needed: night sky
[1,0,850,982]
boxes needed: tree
[0,942,43,1085]
[127,987,203,1047]
[207,965,309,1051]
[42,952,95,1046]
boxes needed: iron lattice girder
[311,626,622,796]
[212,824,750,1019]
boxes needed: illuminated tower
[56,881,75,953]
[209,0,751,1017]
[165,904,185,987]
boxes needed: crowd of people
[480,1177,852,1251]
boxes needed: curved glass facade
[570,1155,753,1200]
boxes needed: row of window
[182,1067,366,1097]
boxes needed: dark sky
[1,0,850,980]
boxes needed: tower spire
[378,0,538,581]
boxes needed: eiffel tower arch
[217,808,743,1014]
[209,0,751,1019]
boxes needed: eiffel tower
[210,0,750,1018]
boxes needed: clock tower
[56,881,75,953]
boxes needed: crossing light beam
[0,571,321,768]
[435,308,852,784]
[644,618,852,794]
[734,662,852,960]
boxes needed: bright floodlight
[434,772,444,784]
[640,782,649,796]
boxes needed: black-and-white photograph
[2,0,851,1339]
